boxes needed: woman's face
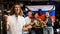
[14,5,21,14]
[45,12,49,17]
[34,13,38,18]
[28,11,32,17]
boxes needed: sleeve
[25,17,28,25]
[22,17,26,26]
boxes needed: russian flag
[25,5,55,22]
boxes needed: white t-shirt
[7,15,26,34]
[25,16,31,25]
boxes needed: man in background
[43,12,54,34]
[24,10,33,34]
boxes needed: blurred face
[34,13,38,18]
[39,11,41,13]
[14,5,21,14]
[28,11,32,17]
[45,12,49,17]
[38,11,42,15]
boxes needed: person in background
[24,10,33,34]
[6,3,28,34]
[43,12,54,34]
[38,9,45,21]
[31,13,43,34]
[25,10,33,25]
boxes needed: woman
[6,3,27,34]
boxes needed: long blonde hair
[10,3,23,16]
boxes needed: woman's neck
[14,14,18,17]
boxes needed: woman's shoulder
[19,16,25,19]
